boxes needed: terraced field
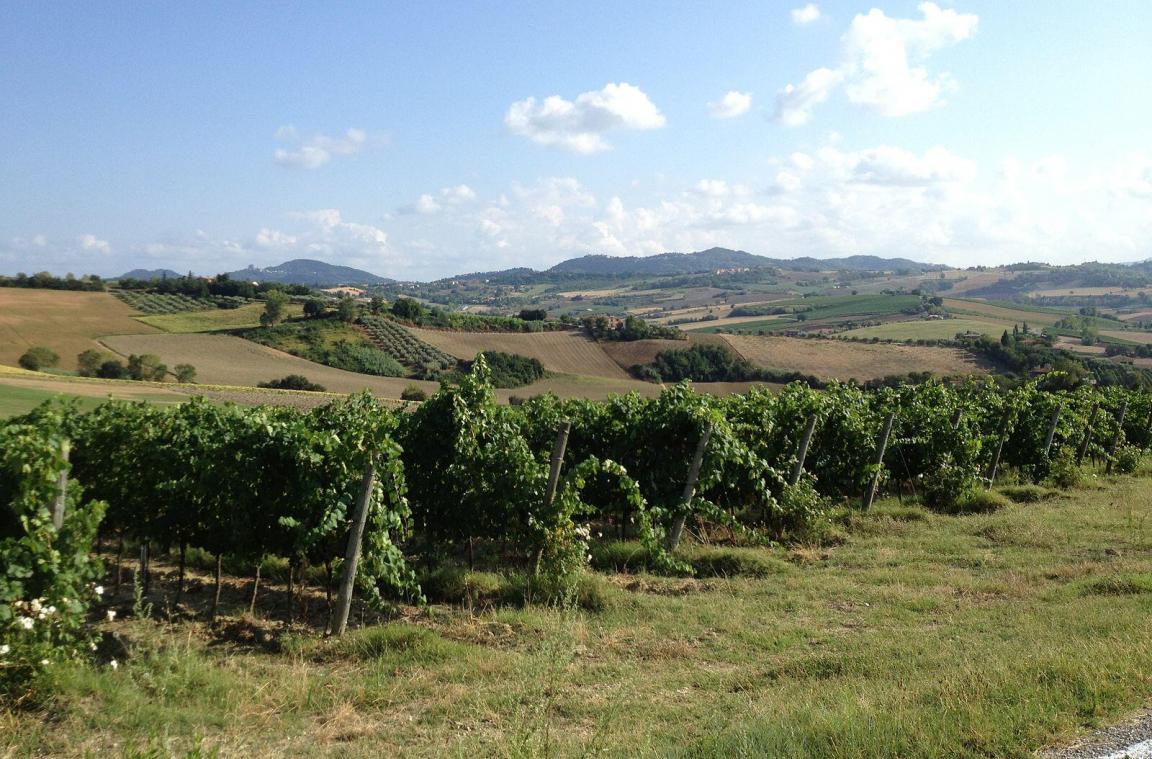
[407,327,631,379]
[720,334,986,380]
[0,289,160,370]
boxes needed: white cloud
[708,90,753,119]
[505,82,666,153]
[775,68,843,126]
[791,4,821,25]
[776,2,978,125]
[841,145,977,186]
[78,234,111,254]
[273,127,375,169]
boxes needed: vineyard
[3,360,1151,703]
[113,291,251,314]
[357,315,457,371]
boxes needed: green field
[0,382,186,418]
[136,302,305,333]
[6,474,1152,756]
[842,317,1013,341]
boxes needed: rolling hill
[226,259,391,286]
[547,248,947,276]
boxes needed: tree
[1001,330,1010,347]
[260,290,289,327]
[174,364,197,383]
[303,299,326,318]
[18,346,59,371]
[369,296,385,315]
[77,349,103,377]
[519,308,547,321]
[391,297,425,321]
[336,296,358,323]
[97,360,127,379]
[127,354,167,381]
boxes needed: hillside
[119,268,183,280]
[547,247,947,276]
[226,259,391,286]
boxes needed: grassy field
[100,333,439,397]
[5,473,1152,756]
[136,302,304,333]
[0,289,160,370]
[841,318,1013,341]
[721,334,986,380]
[942,298,1065,326]
[407,327,632,379]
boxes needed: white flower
[0,644,10,655]
[40,659,49,666]
[109,659,119,671]
[106,610,116,621]
[94,586,104,596]
[19,617,34,630]
[30,599,42,614]
[89,642,98,651]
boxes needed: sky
[2,1,1151,280]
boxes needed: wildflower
[94,586,104,596]
[30,599,42,614]
[40,659,49,666]
[110,659,119,671]
[19,617,34,630]
[106,610,117,621]
[90,642,98,651]
[0,644,10,655]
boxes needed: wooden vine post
[862,411,895,510]
[666,424,714,553]
[534,422,572,575]
[985,408,1014,486]
[332,462,378,637]
[789,415,819,487]
[1042,406,1061,459]
[51,440,70,530]
[1105,399,1130,474]
[544,421,571,508]
[1076,403,1100,465]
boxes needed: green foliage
[401,385,428,401]
[259,290,289,327]
[173,364,197,383]
[18,346,59,371]
[581,314,683,341]
[244,318,405,377]
[357,315,456,372]
[127,353,167,381]
[476,351,546,388]
[76,349,104,377]
[257,375,326,391]
[998,485,1051,503]
[1,405,105,702]
[1112,444,1142,474]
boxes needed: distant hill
[225,259,390,286]
[547,247,946,276]
[119,268,183,280]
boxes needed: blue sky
[2,1,1151,279]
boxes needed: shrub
[1111,444,1142,475]
[937,489,1010,515]
[257,375,327,392]
[173,364,197,383]
[401,385,427,401]
[1046,450,1084,489]
[17,346,59,372]
[476,351,546,388]
[96,360,128,379]
[76,349,104,377]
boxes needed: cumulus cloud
[79,234,111,254]
[273,127,377,169]
[505,82,666,153]
[404,184,479,215]
[708,91,753,119]
[776,2,978,125]
[791,4,821,25]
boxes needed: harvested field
[1101,329,1152,345]
[1053,337,1108,354]
[99,333,439,397]
[407,327,631,379]
[720,334,986,380]
[0,289,160,370]
[841,317,1011,341]
[598,334,729,370]
[946,271,1019,295]
[1032,286,1136,297]
[137,302,303,333]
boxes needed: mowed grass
[720,334,985,380]
[136,302,304,333]
[0,289,160,370]
[842,317,1014,341]
[6,475,1152,756]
